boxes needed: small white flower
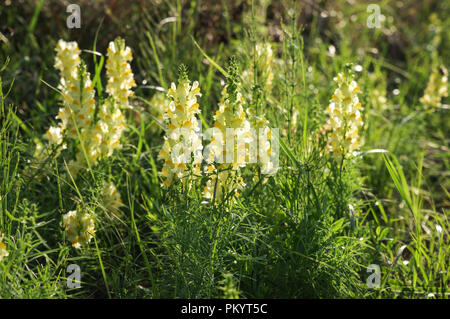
[354,65,363,72]
[328,45,336,57]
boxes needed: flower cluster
[62,208,96,249]
[158,68,203,188]
[106,38,136,109]
[32,38,135,249]
[368,72,388,111]
[34,40,95,171]
[323,67,364,158]
[69,38,135,175]
[245,107,278,176]
[420,65,448,109]
[242,42,274,91]
[59,63,96,140]
[53,40,95,141]
[148,92,170,133]
[101,181,123,217]
[0,232,9,261]
[54,40,81,84]
[33,40,84,161]
[203,75,253,200]
[33,126,66,163]
[242,43,277,176]
[64,65,99,174]
[34,38,135,177]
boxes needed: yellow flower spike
[62,209,95,249]
[106,37,136,109]
[158,69,203,188]
[420,65,448,109]
[323,69,364,159]
[54,39,81,81]
[101,181,124,217]
[203,84,253,200]
[242,43,274,95]
[90,38,135,163]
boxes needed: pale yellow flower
[62,209,95,249]
[70,37,134,172]
[212,86,253,169]
[44,126,64,145]
[203,85,253,200]
[106,37,136,109]
[203,165,246,201]
[68,124,103,175]
[0,232,9,261]
[420,65,448,109]
[33,142,45,162]
[242,42,274,91]
[96,99,127,158]
[61,38,135,176]
[33,40,82,162]
[323,70,364,158]
[158,74,203,188]
[33,126,66,162]
[54,42,94,138]
[54,40,81,85]
[148,92,170,133]
[59,63,96,139]
[240,43,277,176]
[101,181,123,216]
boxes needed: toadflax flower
[64,38,135,176]
[158,65,203,188]
[240,43,278,177]
[53,40,94,140]
[54,39,81,86]
[33,126,67,163]
[106,37,136,109]
[420,65,448,109]
[322,65,364,158]
[62,208,95,249]
[148,92,170,133]
[63,63,98,176]
[60,63,96,140]
[33,40,82,162]
[101,181,123,217]
[246,104,277,177]
[97,99,127,158]
[242,42,274,91]
[203,58,254,200]
[0,232,9,261]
